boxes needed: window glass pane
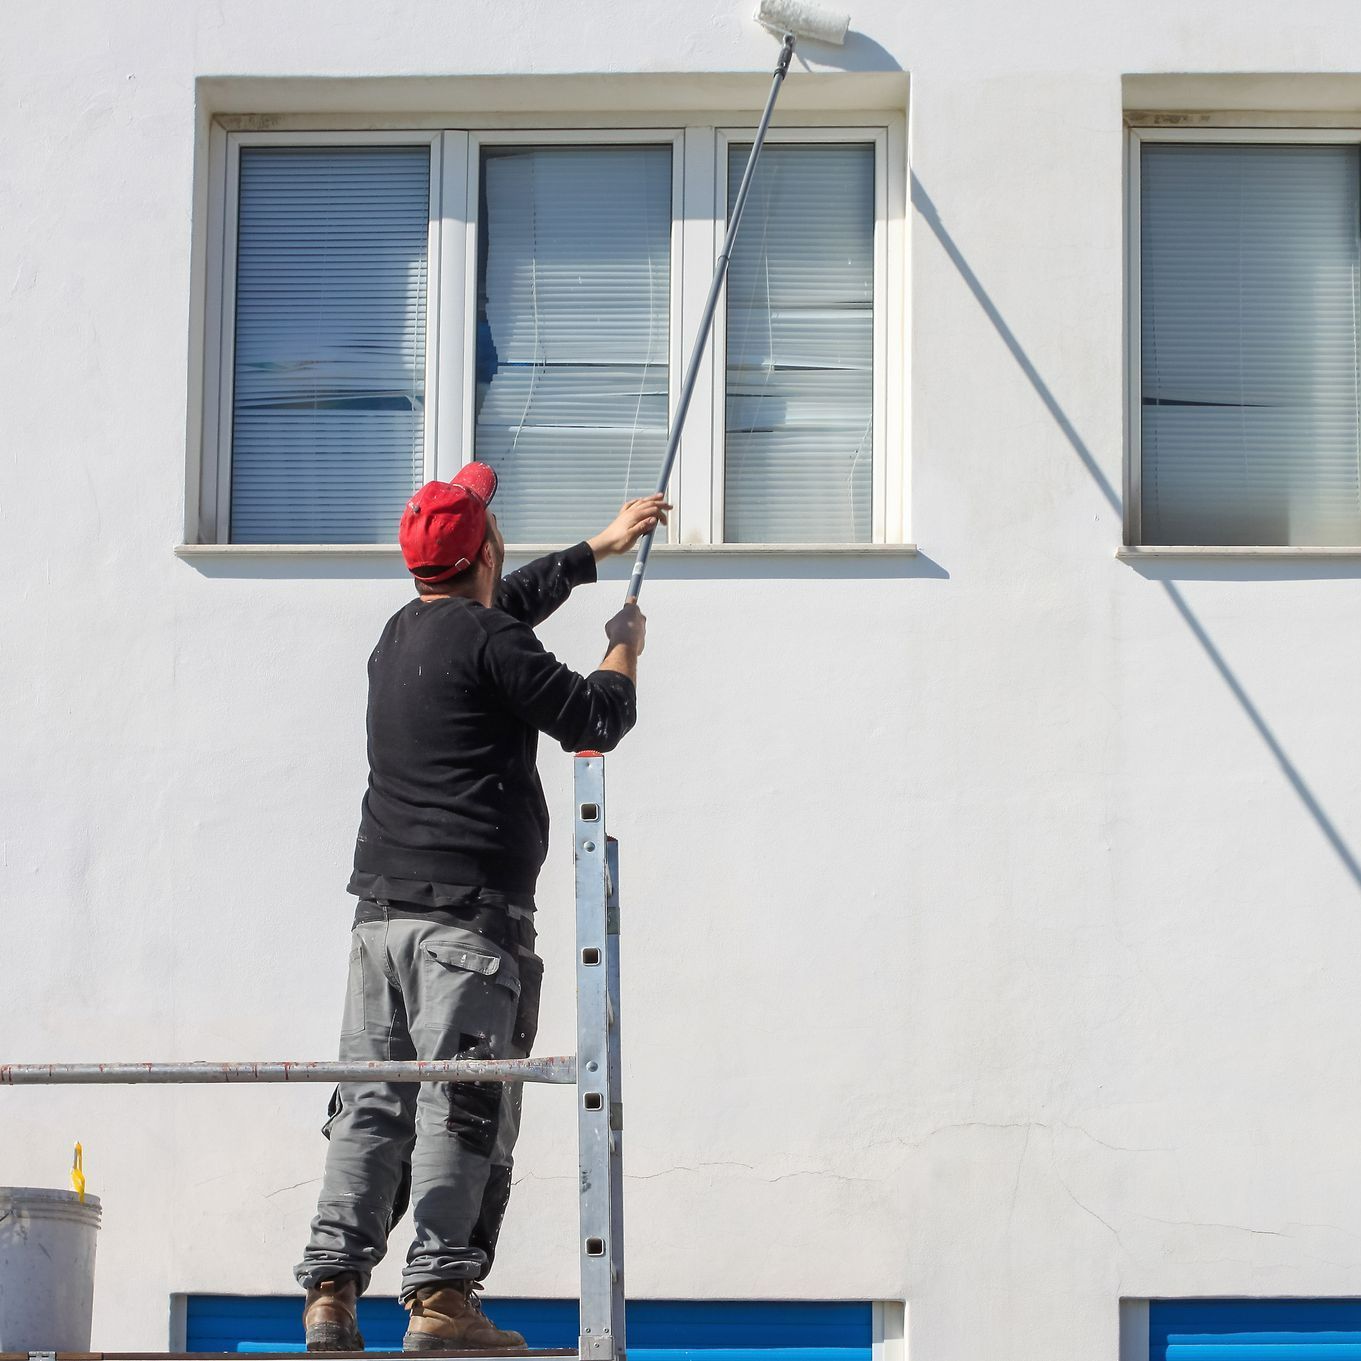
[724,142,875,543]
[475,145,672,543]
[1141,143,1361,546]
[229,145,429,544]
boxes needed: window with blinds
[474,145,672,544]
[1140,142,1361,546]
[228,145,430,544]
[724,142,875,544]
[206,128,897,548]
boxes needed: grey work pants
[296,905,543,1297]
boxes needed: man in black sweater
[297,463,663,1352]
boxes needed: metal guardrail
[0,1057,576,1086]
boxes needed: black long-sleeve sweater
[350,542,636,897]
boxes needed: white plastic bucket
[0,1187,102,1351]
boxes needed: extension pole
[624,32,797,604]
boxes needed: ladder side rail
[603,835,627,1354]
[573,755,625,1361]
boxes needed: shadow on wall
[909,172,1361,892]
[786,27,905,76]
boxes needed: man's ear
[479,533,497,569]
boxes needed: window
[227,144,432,544]
[475,144,673,542]
[199,122,900,548]
[723,142,876,543]
[1131,131,1361,547]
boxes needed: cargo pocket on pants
[420,939,520,1156]
[421,941,518,990]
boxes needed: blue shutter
[186,1295,871,1360]
[1152,1300,1361,1360]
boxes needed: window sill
[176,542,919,558]
[1118,545,1361,559]
[177,543,403,559]
[640,542,918,556]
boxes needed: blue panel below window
[185,1296,872,1357]
[1151,1300,1361,1360]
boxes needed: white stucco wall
[5,2,1361,1357]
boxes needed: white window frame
[196,117,907,551]
[1125,123,1361,550]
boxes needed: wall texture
[4,2,1361,1357]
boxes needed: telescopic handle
[624,33,797,603]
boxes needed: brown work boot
[304,1276,364,1352]
[403,1281,526,1350]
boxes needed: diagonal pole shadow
[910,173,1361,891]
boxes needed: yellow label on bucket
[71,1142,86,1202]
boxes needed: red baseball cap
[399,462,499,583]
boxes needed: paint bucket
[0,1188,102,1350]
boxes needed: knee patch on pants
[444,1033,503,1156]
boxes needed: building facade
[5,1,1361,1357]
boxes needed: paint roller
[623,0,851,603]
[755,0,851,45]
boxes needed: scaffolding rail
[0,1057,576,1086]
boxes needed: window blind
[229,145,430,544]
[1140,142,1361,546]
[475,145,672,544]
[724,142,875,544]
